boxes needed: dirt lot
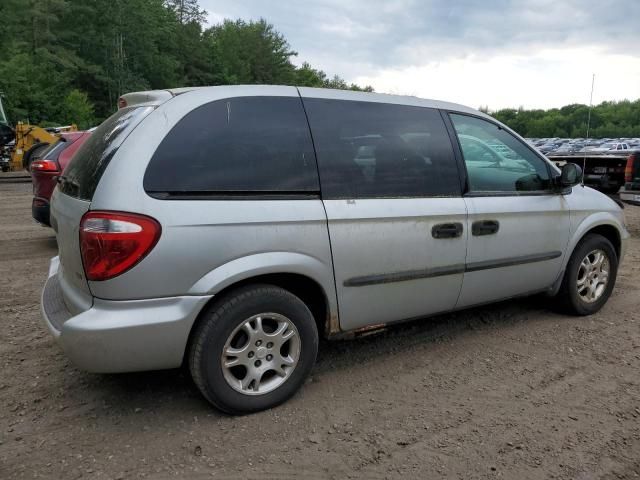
[1,178,639,479]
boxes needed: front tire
[556,233,618,315]
[189,284,318,414]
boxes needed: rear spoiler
[118,91,173,109]
[118,87,205,109]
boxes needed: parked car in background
[591,142,629,152]
[524,136,640,194]
[548,142,582,154]
[537,143,560,154]
[620,152,640,205]
[546,149,635,194]
[41,86,628,414]
[31,130,92,226]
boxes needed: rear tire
[189,284,318,414]
[555,233,618,315]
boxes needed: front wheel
[555,233,618,315]
[189,284,318,414]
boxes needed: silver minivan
[42,86,629,413]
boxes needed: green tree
[492,99,640,138]
[0,0,371,125]
[205,18,298,85]
[164,0,206,24]
[62,89,95,129]
[295,62,328,87]
[293,62,372,91]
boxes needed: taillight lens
[118,97,127,109]
[31,159,60,172]
[625,154,636,182]
[80,211,161,281]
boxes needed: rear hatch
[50,106,154,314]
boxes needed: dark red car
[31,131,92,226]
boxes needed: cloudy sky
[200,0,640,110]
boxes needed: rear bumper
[32,197,51,226]
[620,189,640,206]
[41,257,213,373]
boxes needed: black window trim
[147,191,320,200]
[298,90,327,200]
[443,110,560,197]
[440,110,469,195]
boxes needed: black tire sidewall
[564,234,618,315]
[193,286,318,414]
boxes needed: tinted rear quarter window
[60,106,153,200]
[302,99,461,199]
[144,96,319,195]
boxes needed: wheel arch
[183,272,335,367]
[567,215,623,266]
[583,224,621,259]
[552,218,622,314]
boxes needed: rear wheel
[189,284,318,414]
[555,234,618,315]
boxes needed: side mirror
[559,163,582,188]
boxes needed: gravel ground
[1,178,639,479]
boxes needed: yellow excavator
[12,122,78,171]
[0,95,77,172]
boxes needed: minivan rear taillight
[80,211,161,281]
[625,154,636,182]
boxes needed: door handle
[432,222,463,239]
[472,220,500,236]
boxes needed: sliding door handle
[472,220,500,236]
[432,222,463,239]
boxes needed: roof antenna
[583,73,595,186]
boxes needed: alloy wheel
[220,313,301,395]
[576,249,610,303]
